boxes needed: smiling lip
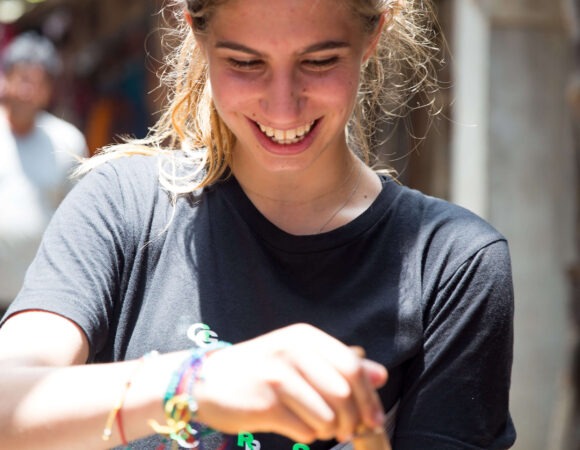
[249,117,321,155]
[256,121,315,145]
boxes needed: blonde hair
[77,0,441,196]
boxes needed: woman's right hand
[194,323,388,444]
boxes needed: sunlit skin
[193,0,384,230]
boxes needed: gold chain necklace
[238,161,357,205]
[318,160,363,233]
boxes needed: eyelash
[227,57,339,71]
[304,57,339,69]
[228,58,262,70]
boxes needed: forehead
[206,0,363,50]
[5,62,50,80]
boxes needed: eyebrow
[214,40,350,56]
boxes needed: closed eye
[228,58,263,71]
[302,56,340,71]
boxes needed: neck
[237,153,358,205]
[4,107,37,136]
[317,160,363,233]
[233,142,359,204]
[233,151,373,235]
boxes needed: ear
[183,8,208,61]
[184,8,194,29]
[362,13,386,63]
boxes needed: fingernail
[374,410,385,426]
[341,434,353,443]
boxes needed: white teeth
[257,121,314,145]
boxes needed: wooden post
[562,1,580,449]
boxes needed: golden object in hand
[352,425,392,450]
[348,346,392,450]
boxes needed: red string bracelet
[102,351,159,445]
[116,405,129,447]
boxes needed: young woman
[0,0,516,449]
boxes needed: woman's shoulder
[383,178,509,276]
[86,150,207,196]
[74,153,161,206]
[89,152,160,178]
[387,178,505,243]
[76,151,208,225]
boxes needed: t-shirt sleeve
[0,159,138,360]
[393,239,516,449]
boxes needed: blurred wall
[452,1,578,448]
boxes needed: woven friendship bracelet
[149,341,231,448]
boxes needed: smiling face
[196,0,380,177]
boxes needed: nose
[259,67,305,123]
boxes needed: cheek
[209,67,259,112]
[37,83,52,104]
[306,71,360,112]
[209,71,258,135]
[211,82,258,125]
[209,65,361,118]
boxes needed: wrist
[119,350,189,441]
[147,342,232,447]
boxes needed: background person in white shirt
[0,32,88,310]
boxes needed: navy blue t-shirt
[3,155,516,449]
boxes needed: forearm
[0,319,389,448]
[0,352,187,450]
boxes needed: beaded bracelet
[149,341,231,448]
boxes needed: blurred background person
[0,31,88,313]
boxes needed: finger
[295,337,372,440]
[265,403,318,444]
[320,344,385,434]
[348,359,386,432]
[280,327,383,439]
[269,359,337,441]
[350,346,365,358]
[361,359,388,389]
[351,346,388,388]
[351,347,389,427]
[290,350,359,441]
[300,346,362,441]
